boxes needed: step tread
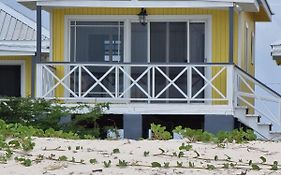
[257,123,272,126]
[270,131,281,134]
[235,106,248,109]
[245,114,260,117]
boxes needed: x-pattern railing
[36,63,230,103]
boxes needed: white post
[226,65,234,109]
[36,64,43,98]
[279,100,281,123]
[152,66,155,99]
[78,65,82,98]
[187,66,192,101]
[115,66,119,98]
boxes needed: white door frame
[0,60,25,97]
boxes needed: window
[245,24,249,72]
[70,21,124,62]
[251,32,255,65]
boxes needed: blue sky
[256,0,281,93]
[1,0,281,93]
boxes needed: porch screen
[70,21,124,97]
[70,21,124,62]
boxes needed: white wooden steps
[234,106,281,140]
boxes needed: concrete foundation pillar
[123,114,143,139]
[204,115,234,134]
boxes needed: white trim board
[0,60,26,97]
[33,1,235,8]
[62,103,234,115]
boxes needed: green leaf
[251,164,261,170]
[193,150,200,158]
[214,155,218,161]
[271,161,278,170]
[260,156,266,163]
[248,160,252,165]
[164,162,170,168]
[117,159,128,167]
[103,160,112,168]
[206,164,215,170]
[179,143,192,151]
[176,161,183,167]
[113,148,120,154]
[90,158,97,164]
[224,154,231,161]
[58,155,68,161]
[151,162,161,168]
[189,161,195,168]
[143,151,150,157]
[178,151,184,158]
[159,148,165,154]
[222,163,229,169]
[22,159,32,167]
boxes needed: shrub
[150,123,172,140]
[173,126,213,142]
[0,97,109,139]
[64,103,109,138]
[0,97,68,130]
[173,126,256,143]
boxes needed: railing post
[227,65,234,109]
[187,66,192,100]
[115,65,119,98]
[152,66,155,98]
[36,64,43,98]
[233,67,238,108]
[279,100,281,123]
[78,65,82,98]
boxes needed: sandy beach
[1,138,281,175]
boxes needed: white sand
[1,138,281,175]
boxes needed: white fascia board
[0,40,49,53]
[0,2,50,38]
[0,51,35,56]
[18,0,261,9]
[36,1,234,8]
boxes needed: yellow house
[0,2,49,97]
[17,0,281,140]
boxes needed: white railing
[36,62,281,130]
[234,66,281,128]
[36,62,233,105]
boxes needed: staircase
[233,66,281,140]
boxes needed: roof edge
[0,1,49,38]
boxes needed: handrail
[234,65,281,98]
[234,66,281,127]
[36,61,234,66]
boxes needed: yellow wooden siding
[51,8,243,100]
[239,12,255,112]
[0,56,32,96]
[276,59,281,65]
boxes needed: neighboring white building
[271,39,281,65]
